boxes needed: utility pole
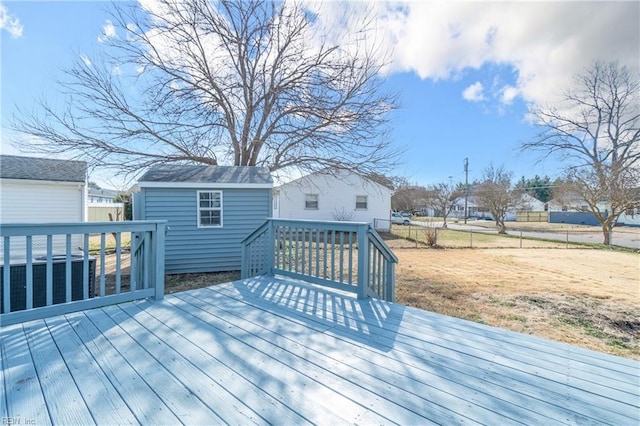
[464,157,469,224]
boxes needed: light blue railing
[241,219,398,302]
[0,221,166,326]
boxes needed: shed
[133,165,273,274]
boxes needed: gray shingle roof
[0,155,87,183]
[139,165,273,184]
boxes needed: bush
[423,226,439,247]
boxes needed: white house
[273,170,392,227]
[0,155,88,254]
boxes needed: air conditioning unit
[0,253,96,313]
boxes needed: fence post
[566,230,569,249]
[357,223,369,299]
[470,230,473,248]
[520,231,523,248]
[153,222,166,300]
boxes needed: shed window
[198,191,223,227]
[305,194,318,209]
[355,195,368,210]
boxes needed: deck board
[2,276,639,425]
[43,315,138,425]
[2,324,50,425]
[22,320,95,425]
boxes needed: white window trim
[197,190,223,228]
[355,195,368,210]
[305,193,319,210]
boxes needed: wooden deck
[2,276,639,425]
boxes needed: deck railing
[241,219,398,301]
[0,221,166,326]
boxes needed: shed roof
[138,165,273,188]
[0,155,87,183]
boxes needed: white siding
[0,180,86,256]
[275,171,392,225]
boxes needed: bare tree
[391,180,428,212]
[522,61,640,244]
[425,182,462,228]
[12,0,400,178]
[474,165,522,234]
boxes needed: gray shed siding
[138,187,271,274]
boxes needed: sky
[1,0,639,189]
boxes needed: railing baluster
[294,227,299,274]
[3,237,11,313]
[143,231,151,289]
[65,234,72,303]
[323,229,328,279]
[25,236,33,310]
[331,230,336,281]
[130,234,137,291]
[46,235,53,306]
[315,229,320,278]
[339,231,344,283]
[308,229,313,276]
[276,225,281,270]
[83,234,90,299]
[115,232,122,294]
[99,233,106,296]
[348,232,353,285]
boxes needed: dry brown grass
[389,243,640,359]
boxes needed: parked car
[391,212,411,225]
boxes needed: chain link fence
[383,222,640,250]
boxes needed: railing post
[386,261,395,302]
[266,219,275,275]
[153,222,166,299]
[241,236,248,279]
[357,223,369,299]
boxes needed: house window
[198,191,223,227]
[355,195,368,210]
[305,194,318,209]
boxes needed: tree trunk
[497,219,507,234]
[602,223,611,245]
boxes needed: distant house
[0,154,88,254]
[88,182,119,203]
[133,165,273,274]
[273,170,392,227]
[547,193,640,227]
[87,183,125,221]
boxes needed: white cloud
[501,86,518,105]
[395,2,638,106]
[462,82,484,102]
[313,1,639,108]
[97,19,116,43]
[0,5,24,38]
